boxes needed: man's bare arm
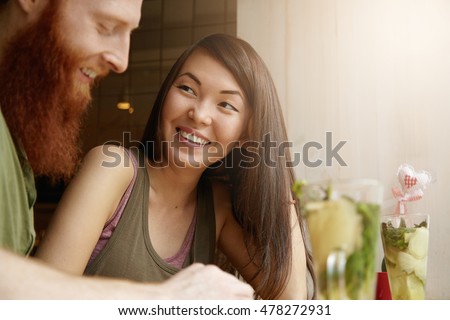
[0,248,253,299]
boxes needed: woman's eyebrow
[177,72,201,85]
[220,90,243,100]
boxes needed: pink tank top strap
[163,212,196,268]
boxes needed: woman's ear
[237,131,246,143]
[238,114,253,149]
[237,134,250,150]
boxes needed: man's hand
[159,263,254,299]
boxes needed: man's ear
[16,0,48,17]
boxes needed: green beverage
[298,180,382,299]
[381,214,430,299]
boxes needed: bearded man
[0,0,253,299]
[0,0,111,255]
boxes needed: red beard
[0,2,93,182]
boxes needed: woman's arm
[215,182,308,299]
[35,145,134,274]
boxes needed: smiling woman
[36,33,316,300]
[160,48,250,168]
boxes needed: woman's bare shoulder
[74,145,136,194]
[83,145,134,173]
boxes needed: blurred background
[35,0,450,299]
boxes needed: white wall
[238,0,450,299]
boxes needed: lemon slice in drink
[408,227,429,259]
[397,251,418,274]
[406,274,425,299]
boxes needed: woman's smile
[176,126,211,147]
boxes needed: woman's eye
[177,85,195,95]
[219,102,238,112]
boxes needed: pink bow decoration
[392,164,431,214]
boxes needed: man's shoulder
[0,107,11,139]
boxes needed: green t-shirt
[0,108,36,255]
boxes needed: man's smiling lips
[80,67,97,82]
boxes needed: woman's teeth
[180,130,209,145]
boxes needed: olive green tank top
[84,150,216,282]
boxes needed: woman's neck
[147,163,203,211]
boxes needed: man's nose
[102,36,130,74]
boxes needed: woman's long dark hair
[141,33,315,299]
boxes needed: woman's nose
[188,104,212,126]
